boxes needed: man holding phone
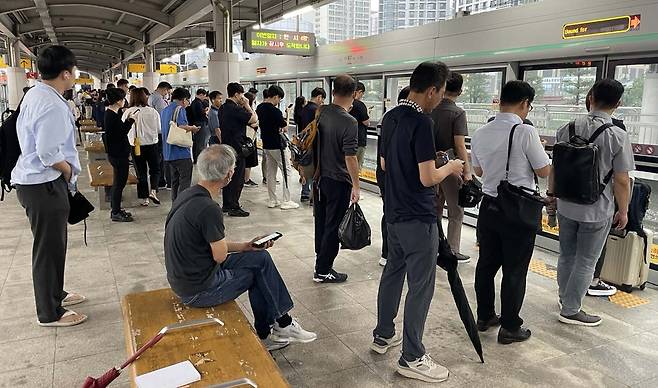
[164,145,316,351]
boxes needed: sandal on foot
[38,310,87,327]
[62,292,86,307]
[148,193,161,205]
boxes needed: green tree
[561,68,595,106]
[622,77,645,107]
[524,71,545,101]
[462,73,490,104]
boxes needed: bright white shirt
[11,82,81,188]
[471,112,550,197]
[122,106,161,146]
[67,100,80,120]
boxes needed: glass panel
[385,75,411,113]
[301,80,324,100]
[523,66,598,138]
[457,71,504,135]
[359,78,384,125]
[277,81,297,117]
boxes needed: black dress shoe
[477,315,501,332]
[497,326,531,345]
[228,208,250,217]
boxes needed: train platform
[1,154,657,388]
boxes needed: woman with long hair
[244,91,260,186]
[294,96,306,132]
[122,88,162,206]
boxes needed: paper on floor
[135,360,201,388]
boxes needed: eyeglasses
[528,102,534,112]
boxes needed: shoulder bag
[166,106,193,148]
[496,123,545,231]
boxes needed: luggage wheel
[620,284,633,293]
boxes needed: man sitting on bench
[164,145,317,351]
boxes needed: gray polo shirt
[430,98,468,152]
[556,111,635,223]
[471,112,550,197]
[317,104,358,185]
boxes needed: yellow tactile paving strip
[608,291,650,308]
[528,259,650,309]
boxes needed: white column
[639,69,658,145]
[208,52,240,93]
[6,67,27,110]
[143,71,160,92]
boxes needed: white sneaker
[268,200,281,208]
[371,332,402,354]
[271,318,317,343]
[397,354,449,383]
[280,201,300,210]
[378,257,387,267]
[262,336,290,351]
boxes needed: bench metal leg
[208,378,258,388]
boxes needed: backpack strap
[588,122,614,143]
[568,120,576,139]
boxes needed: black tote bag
[496,124,545,231]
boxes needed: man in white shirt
[470,80,551,344]
[12,46,87,327]
[148,81,173,189]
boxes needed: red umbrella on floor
[81,318,224,388]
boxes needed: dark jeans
[132,144,160,199]
[374,220,438,361]
[16,177,70,323]
[192,124,210,163]
[157,135,170,187]
[475,196,536,331]
[379,182,388,259]
[168,158,193,203]
[313,177,351,274]
[108,155,130,214]
[222,152,246,210]
[179,251,293,337]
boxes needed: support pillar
[6,39,27,110]
[639,65,658,145]
[143,45,159,92]
[209,0,239,93]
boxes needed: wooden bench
[122,288,289,388]
[80,125,103,133]
[80,119,96,126]
[84,141,107,161]
[88,161,138,210]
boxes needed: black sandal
[148,193,161,205]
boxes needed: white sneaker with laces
[378,257,387,267]
[280,201,300,210]
[271,318,317,343]
[397,354,449,383]
[371,332,402,354]
[268,200,281,208]
[262,336,290,351]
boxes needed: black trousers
[108,155,130,214]
[132,144,160,199]
[16,177,70,323]
[378,181,388,259]
[475,196,536,331]
[222,152,246,210]
[313,177,351,274]
[157,135,170,187]
[192,124,210,163]
[168,158,193,203]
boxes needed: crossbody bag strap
[568,120,576,139]
[505,123,521,179]
[172,106,181,124]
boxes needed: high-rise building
[315,0,371,44]
[379,0,453,34]
[453,0,541,15]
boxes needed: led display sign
[563,15,641,39]
[242,28,316,56]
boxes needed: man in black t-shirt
[299,87,327,202]
[190,89,209,163]
[219,83,258,217]
[350,81,370,170]
[373,62,463,384]
[165,145,317,351]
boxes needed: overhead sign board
[242,28,316,56]
[256,67,267,75]
[158,64,177,74]
[127,63,177,74]
[20,58,32,69]
[563,15,641,39]
[127,63,146,73]
[75,78,94,85]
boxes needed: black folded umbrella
[436,222,484,363]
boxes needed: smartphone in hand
[252,232,283,248]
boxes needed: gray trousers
[436,174,464,252]
[265,149,292,203]
[168,158,193,202]
[374,220,439,361]
[16,177,70,323]
[557,214,612,316]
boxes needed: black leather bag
[496,124,545,231]
[68,191,95,225]
[237,136,256,158]
[458,178,483,208]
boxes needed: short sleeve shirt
[300,102,318,130]
[471,112,550,198]
[257,102,287,150]
[317,104,358,184]
[380,102,438,224]
[160,102,191,161]
[431,99,468,152]
[350,99,370,147]
[556,111,635,222]
[220,99,252,152]
[164,185,225,297]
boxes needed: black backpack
[553,121,613,205]
[628,179,651,235]
[0,104,22,200]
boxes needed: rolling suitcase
[600,229,653,293]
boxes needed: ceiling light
[283,5,313,19]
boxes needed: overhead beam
[46,0,172,26]
[0,1,34,15]
[33,0,58,44]
[64,44,121,58]
[20,17,144,40]
[31,37,134,52]
[0,14,36,58]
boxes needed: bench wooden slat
[122,289,289,388]
[84,141,105,153]
[88,161,137,187]
[81,126,103,133]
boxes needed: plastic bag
[338,203,371,250]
